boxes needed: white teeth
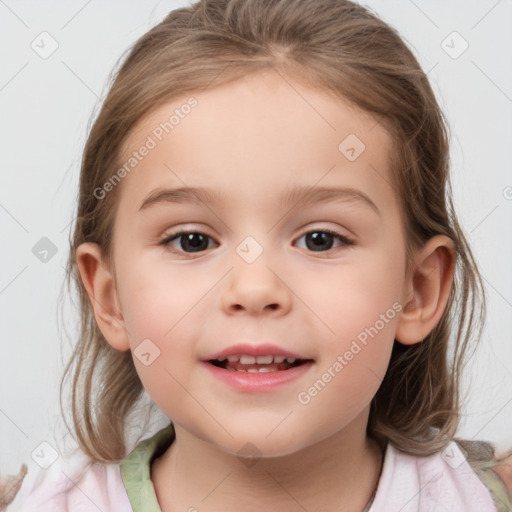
[256,355,273,364]
[220,354,300,366]
[247,368,258,373]
[257,367,274,372]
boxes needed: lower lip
[201,361,314,392]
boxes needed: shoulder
[7,450,132,512]
[371,439,512,511]
[456,439,512,512]
[492,452,512,493]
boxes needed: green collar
[120,424,377,512]
[120,424,175,512]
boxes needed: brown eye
[296,229,354,252]
[160,231,216,254]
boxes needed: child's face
[110,71,410,456]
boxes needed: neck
[151,411,384,512]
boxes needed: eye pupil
[182,233,208,252]
[306,232,334,251]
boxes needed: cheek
[114,255,214,410]
[302,247,405,345]
[116,253,209,343]
[295,245,404,398]
[295,297,399,441]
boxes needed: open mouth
[208,355,312,373]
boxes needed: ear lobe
[75,242,130,352]
[395,235,455,346]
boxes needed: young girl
[6,0,512,510]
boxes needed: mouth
[208,354,312,373]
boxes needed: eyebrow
[138,185,380,215]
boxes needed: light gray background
[1,0,511,476]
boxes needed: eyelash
[158,228,354,256]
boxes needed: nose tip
[222,263,291,316]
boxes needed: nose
[221,258,292,316]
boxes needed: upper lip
[203,343,310,361]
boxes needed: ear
[395,235,455,345]
[75,242,130,352]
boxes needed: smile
[209,354,310,373]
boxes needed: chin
[209,428,315,461]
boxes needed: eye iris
[306,232,334,251]
[181,233,208,252]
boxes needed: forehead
[117,70,396,215]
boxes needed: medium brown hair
[61,0,485,462]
